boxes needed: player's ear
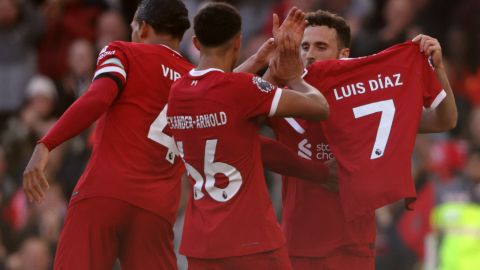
[139,21,149,40]
[192,36,201,51]
[233,34,241,51]
[339,47,350,59]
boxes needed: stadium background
[0,0,479,269]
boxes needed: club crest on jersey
[252,76,275,93]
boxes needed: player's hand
[412,34,444,69]
[269,34,304,85]
[23,144,50,203]
[269,7,306,85]
[321,158,338,193]
[254,38,276,67]
[272,7,306,46]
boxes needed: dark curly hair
[193,2,242,47]
[135,0,190,39]
[305,10,351,49]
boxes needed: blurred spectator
[32,183,66,247]
[0,0,43,131]
[6,237,51,270]
[428,147,480,270]
[352,0,417,57]
[468,106,480,148]
[317,0,373,36]
[95,10,128,51]
[0,147,15,206]
[2,75,58,179]
[56,38,96,114]
[0,146,14,269]
[37,0,102,80]
[52,39,95,199]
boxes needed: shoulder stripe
[102,58,124,69]
[94,66,127,80]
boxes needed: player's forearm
[288,78,330,120]
[40,78,119,150]
[418,66,457,133]
[262,68,283,86]
[234,53,267,74]
[260,136,329,182]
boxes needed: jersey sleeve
[420,57,446,110]
[39,77,119,150]
[233,73,282,119]
[94,42,129,94]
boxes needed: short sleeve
[233,73,282,120]
[420,57,446,110]
[93,42,129,92]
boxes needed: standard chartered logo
[297,139,333,160]
[316,143,334,160]
[298,139,312,160]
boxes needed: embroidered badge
[252,76,275,93]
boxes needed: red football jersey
[167,68,285,258]
[305,42,446,221]
[268,117,376,257]
[70,41,193,224]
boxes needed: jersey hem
[68,194,176,226]
[181,242,286,259]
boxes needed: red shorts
[290,255,375,270]
[54,197,177,270]
[187,245,292,270]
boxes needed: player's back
[73,41,193,223]
[168,69,285,258]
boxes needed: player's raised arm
[413,34,457,133]
[269,20,329,121]
[234,38,275,74]
[235,6,306,74]
[261,7,307,85]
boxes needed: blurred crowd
[0,0,479,269]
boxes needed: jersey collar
[189,68,224,77]
[159,44,183,58]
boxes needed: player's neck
[197,51,235,72]
[145,35,181,53]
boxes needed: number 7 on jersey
[353,99,395,159]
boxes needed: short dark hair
[305,10,351,49]
[135,0,190,39]
[194,2,241,47]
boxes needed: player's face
[301,26,342,67]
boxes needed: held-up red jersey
[40,41,193,224]
[305,42,446,221]
[268,117,376,257]
[167,68,285,258]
